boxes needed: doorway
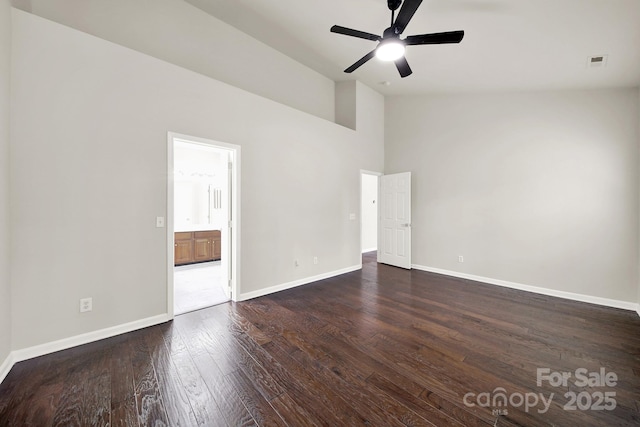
[167,133,240,317]
[360,171,380,255]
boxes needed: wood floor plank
[111,396,140,427]
[144,326,199,427]
[260,340,365,426]
[130,330,170,427]
[49,345,113,427]
[366,372,477,427]
[268,392,323,427]
[110,337,137,407]
[225,369,287,427]
[159,324,228,427]
[186,347,256,427]
[50,382,84,427]
[81,372,111,426]
[0,355,62,426]
[175,316,256,427]
[4,362,63,426]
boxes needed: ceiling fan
[330,0,464,78]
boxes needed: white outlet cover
[80,297,93,313]
[156,216,165,228]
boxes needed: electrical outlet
[80,297,93,313]
[313,256,318,265]
[156,216,165,228]
[458,256,464,263]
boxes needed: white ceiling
[185,0,640,96]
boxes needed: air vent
[587,55,608,68]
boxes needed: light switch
[349,213,356,220]
[156,216,165,228]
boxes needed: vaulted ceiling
[186,0,640,95]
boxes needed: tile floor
[174,261,229,315]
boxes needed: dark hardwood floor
[1,253,639,426]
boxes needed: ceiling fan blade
[395,56,413,78]
[331,25,381,42]
[344,49,377,73]
[405,30,465,45]
[393,0,423,34]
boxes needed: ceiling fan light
[376,40,405,61]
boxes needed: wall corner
[335,80,357,130]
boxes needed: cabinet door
[212,236,221,260]
[194,238,212,262]
[175,240,193,265]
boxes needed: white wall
[356,80,385,155]
[386,89,640,303]
[11,0,335,122]
[335,81,357,130]
[10,9,383,350]
[0,0,11,366]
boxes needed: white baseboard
[361,247,377,254]
[0,313,171,385]
[412,264,638,312]
[0,351,15,385]
[238,264,361,301]
[636,305,640,318]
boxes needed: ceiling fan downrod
[388,0,402,25]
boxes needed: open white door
[378,172,412,269]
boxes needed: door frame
[167,132,241,318]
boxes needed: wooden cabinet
[174,230,221,265]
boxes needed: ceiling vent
[587,55,608,68]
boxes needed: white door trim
[167,132,241,319]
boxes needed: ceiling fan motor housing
[383,27,401,39]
